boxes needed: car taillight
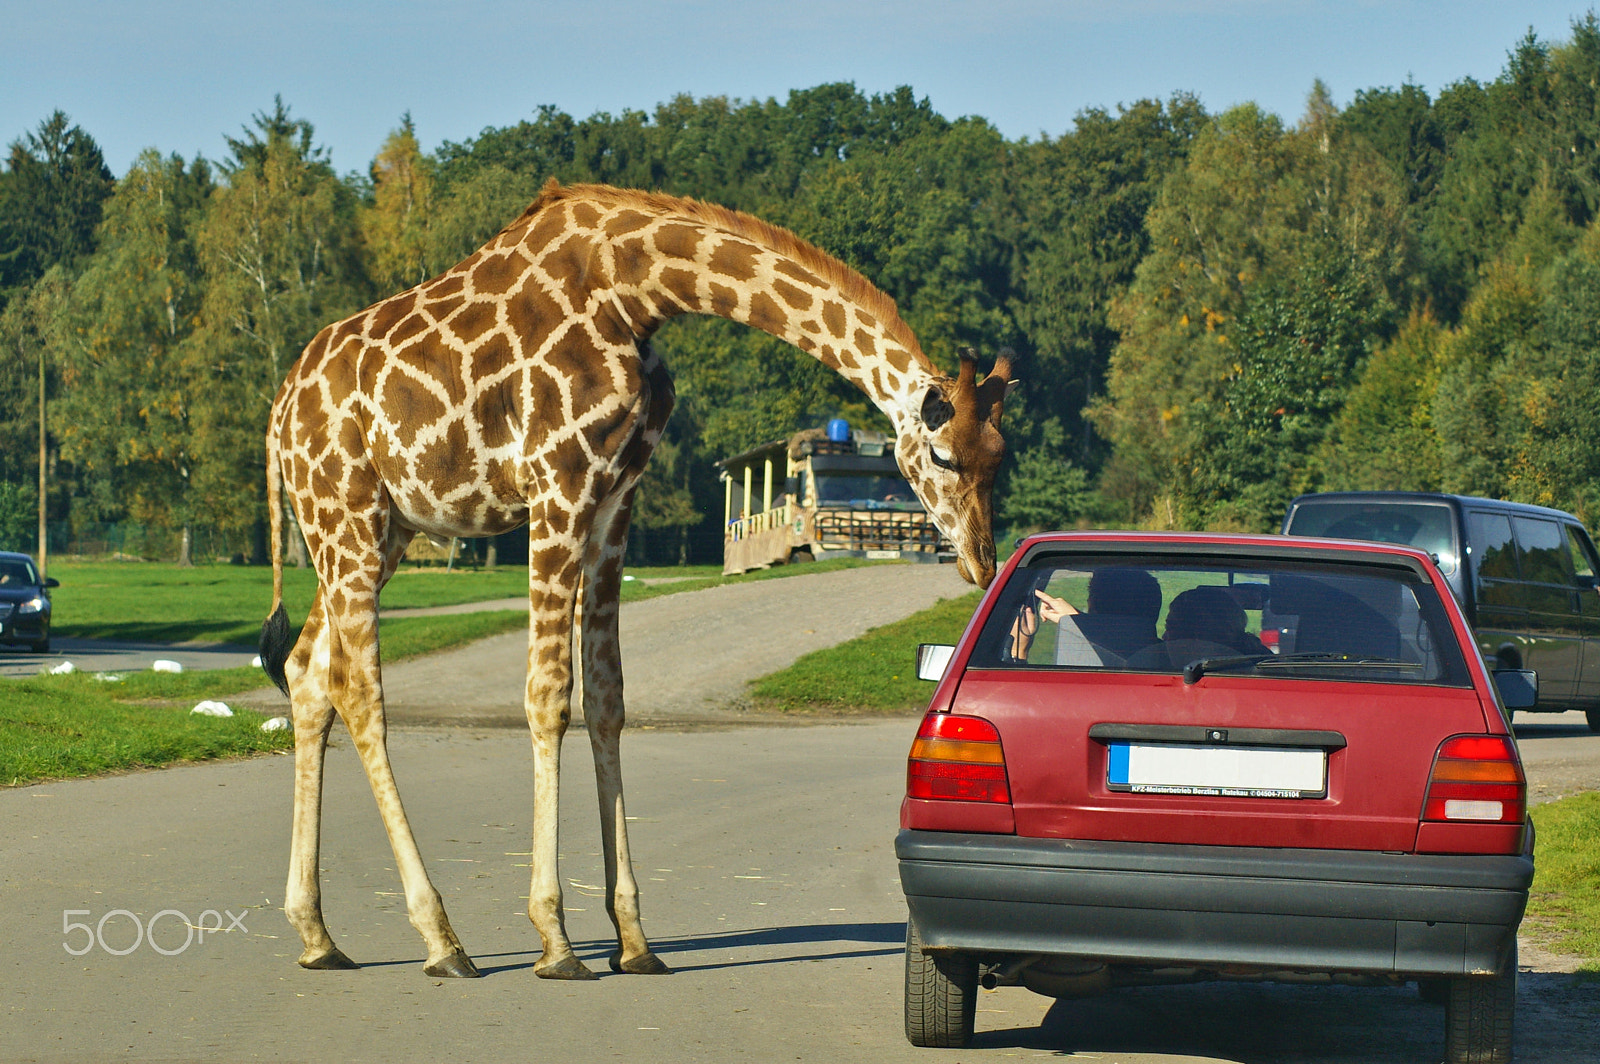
[1422,735,1525,824]
[907,713,1010,804]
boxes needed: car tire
[1585,707,1600,734]
[904,917,976,1048]
[31,637,49,654]
[1444,942,1515,1064]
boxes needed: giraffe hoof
[535,955,598,981]
[610,950,673,975]
[299,947,359,971]
[423,949,481,978]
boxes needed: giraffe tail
[259,423,293,697]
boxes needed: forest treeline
[6,18,1600,564]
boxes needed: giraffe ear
[921,387,954,431]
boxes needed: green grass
[44,556,888,646]
[748,590,983,713]
[1527,790,1600,970]
[0,673,293,787]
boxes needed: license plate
[1107,742,1326,799]
[865,550,901,559]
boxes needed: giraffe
[258,181,1014,981]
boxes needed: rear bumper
[897,830,1532,977]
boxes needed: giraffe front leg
[525,553,596,980]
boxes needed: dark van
[1283,491,1600,732]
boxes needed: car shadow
[971,972,1597,1063]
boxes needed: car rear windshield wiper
[1253,653,1425,673]
[1182,652,1425,683]
[1181,654,1273,684]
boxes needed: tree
[0,111,114,304]
[365,114,438,294]
[1319,311,1445,492]
[1092,91,1408,527]
[55,150,212,560]
[189,98,368,554]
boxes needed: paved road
[2,720,1595,1064]
[3,565,1597,1061]
[0,636,260,679]
[235,563,975,724]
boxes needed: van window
[1567,526,1598,581]
[1284,501,1458,575]
[1468,512,1519,580]
[1512,517,1570,585]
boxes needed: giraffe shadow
[468,922,906,976]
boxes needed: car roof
[0,551,37,564]
[1011,530,1440,573]
[1285,490,1580,523]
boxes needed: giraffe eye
[930,445,957,472]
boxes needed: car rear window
[972,553,1472,687]
[1285,500,1459,575]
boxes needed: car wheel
[904,917,976,1048]
[1586,707,1600,734]
[1444,941,1515,1064]
[31,637,49,654]
[1417,977,1449,1005]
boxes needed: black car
[1284,491,1600,732]
[0,551,57,652]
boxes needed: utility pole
[37,340,47,579]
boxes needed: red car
[899,532,1534,1064]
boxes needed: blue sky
[3,1,1593,177]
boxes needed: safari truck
[716,419,952,575]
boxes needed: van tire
[1585,707,1600,733]
[789,549,814,564]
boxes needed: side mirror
[1492,668,1538,710]
[44,577,60,589]
[784,476,800,498]
[916,644,956,683]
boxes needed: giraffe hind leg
[281,589,358,970]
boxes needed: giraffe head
[894,348,1015,589]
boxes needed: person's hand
[1034,589,1078,624]
[1009,605,1039,660]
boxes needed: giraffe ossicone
[259,181,1014,979]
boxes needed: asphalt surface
[231,562,975,724]
[2,564,1597,1062]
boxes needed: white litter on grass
[48,661,76,675]
[261,716,291,732]
[191,700,233,717]
[622,574,636,581]
[93,673,123,682]
[251,655,263,668]
[152,659,184,673]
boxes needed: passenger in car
[1158,585,1267,667]
[1009,568,1163,665]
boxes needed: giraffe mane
[516,180,934,374]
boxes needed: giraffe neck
[532,188,938,429]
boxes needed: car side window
[1512,516,1570,585]
[1567,526,1600,584]
[1468,512,1519,582]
